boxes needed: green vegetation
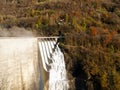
[0,0,120,90]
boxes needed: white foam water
[38,39,69,90]
[48,46,69,90]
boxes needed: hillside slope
[0,0,120,90]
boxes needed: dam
[0,37,69,90]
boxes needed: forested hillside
[0,0,120,90]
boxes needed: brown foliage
[0,0,120,90]
[90,26,98,36]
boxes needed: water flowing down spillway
[38,38,69,90]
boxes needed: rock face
[0,38,41,90]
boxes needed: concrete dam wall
[0,38,40,90]
[0,37,69,90]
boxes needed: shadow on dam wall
[0,38,45,90]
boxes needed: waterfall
[38,38,69,90]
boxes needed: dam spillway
[0,37,69,90]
